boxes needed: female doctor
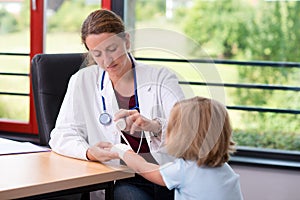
[49,9,185,200]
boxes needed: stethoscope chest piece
[99,112,112,125]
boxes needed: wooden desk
[0,151,134,199]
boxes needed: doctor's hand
[114,109,162,135]
[86,142,119,162]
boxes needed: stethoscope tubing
[99,54,139,126]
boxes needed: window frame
[0,0,44,134]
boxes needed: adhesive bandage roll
[111,143,132,159]
[115,118,126,131]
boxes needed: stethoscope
[99,54,144,153]
[99,54,139,126]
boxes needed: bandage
[115,118,126,131]
[111,143,132,159]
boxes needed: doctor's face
[86,32,131,76]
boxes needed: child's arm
[111,144,166,186]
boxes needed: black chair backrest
[31,53,86,146]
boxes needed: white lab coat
[49,58,185,165]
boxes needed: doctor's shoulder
[71,64,99,82]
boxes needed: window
[0,0,30,122]
[0,0,102,135]
[122,0,300,155]
[0,0,34,133]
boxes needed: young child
[111,96,244,200]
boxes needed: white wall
[231,164,300,200]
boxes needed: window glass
[45,0,100,53]
[0,0,30,122]
[126,0,300,152]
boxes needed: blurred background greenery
[0,0,299,150]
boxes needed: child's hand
[110,143,132,159]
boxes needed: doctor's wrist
[86,148,96,161]
[151,118,163,137]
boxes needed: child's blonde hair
[165,96,235,167]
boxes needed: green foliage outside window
[0,9,19,34]
[180,0,300,151]
[47,0,99,32]
[136,0,165,21]
[1,0,299,151]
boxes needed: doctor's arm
[49,75,118,162]
[114,109,162,135]
[49,74,90,160]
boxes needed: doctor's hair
[165,96,236,167]
[81,9,126,50]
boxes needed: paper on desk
[0,137,50,155]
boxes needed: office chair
[31,53,87,146]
